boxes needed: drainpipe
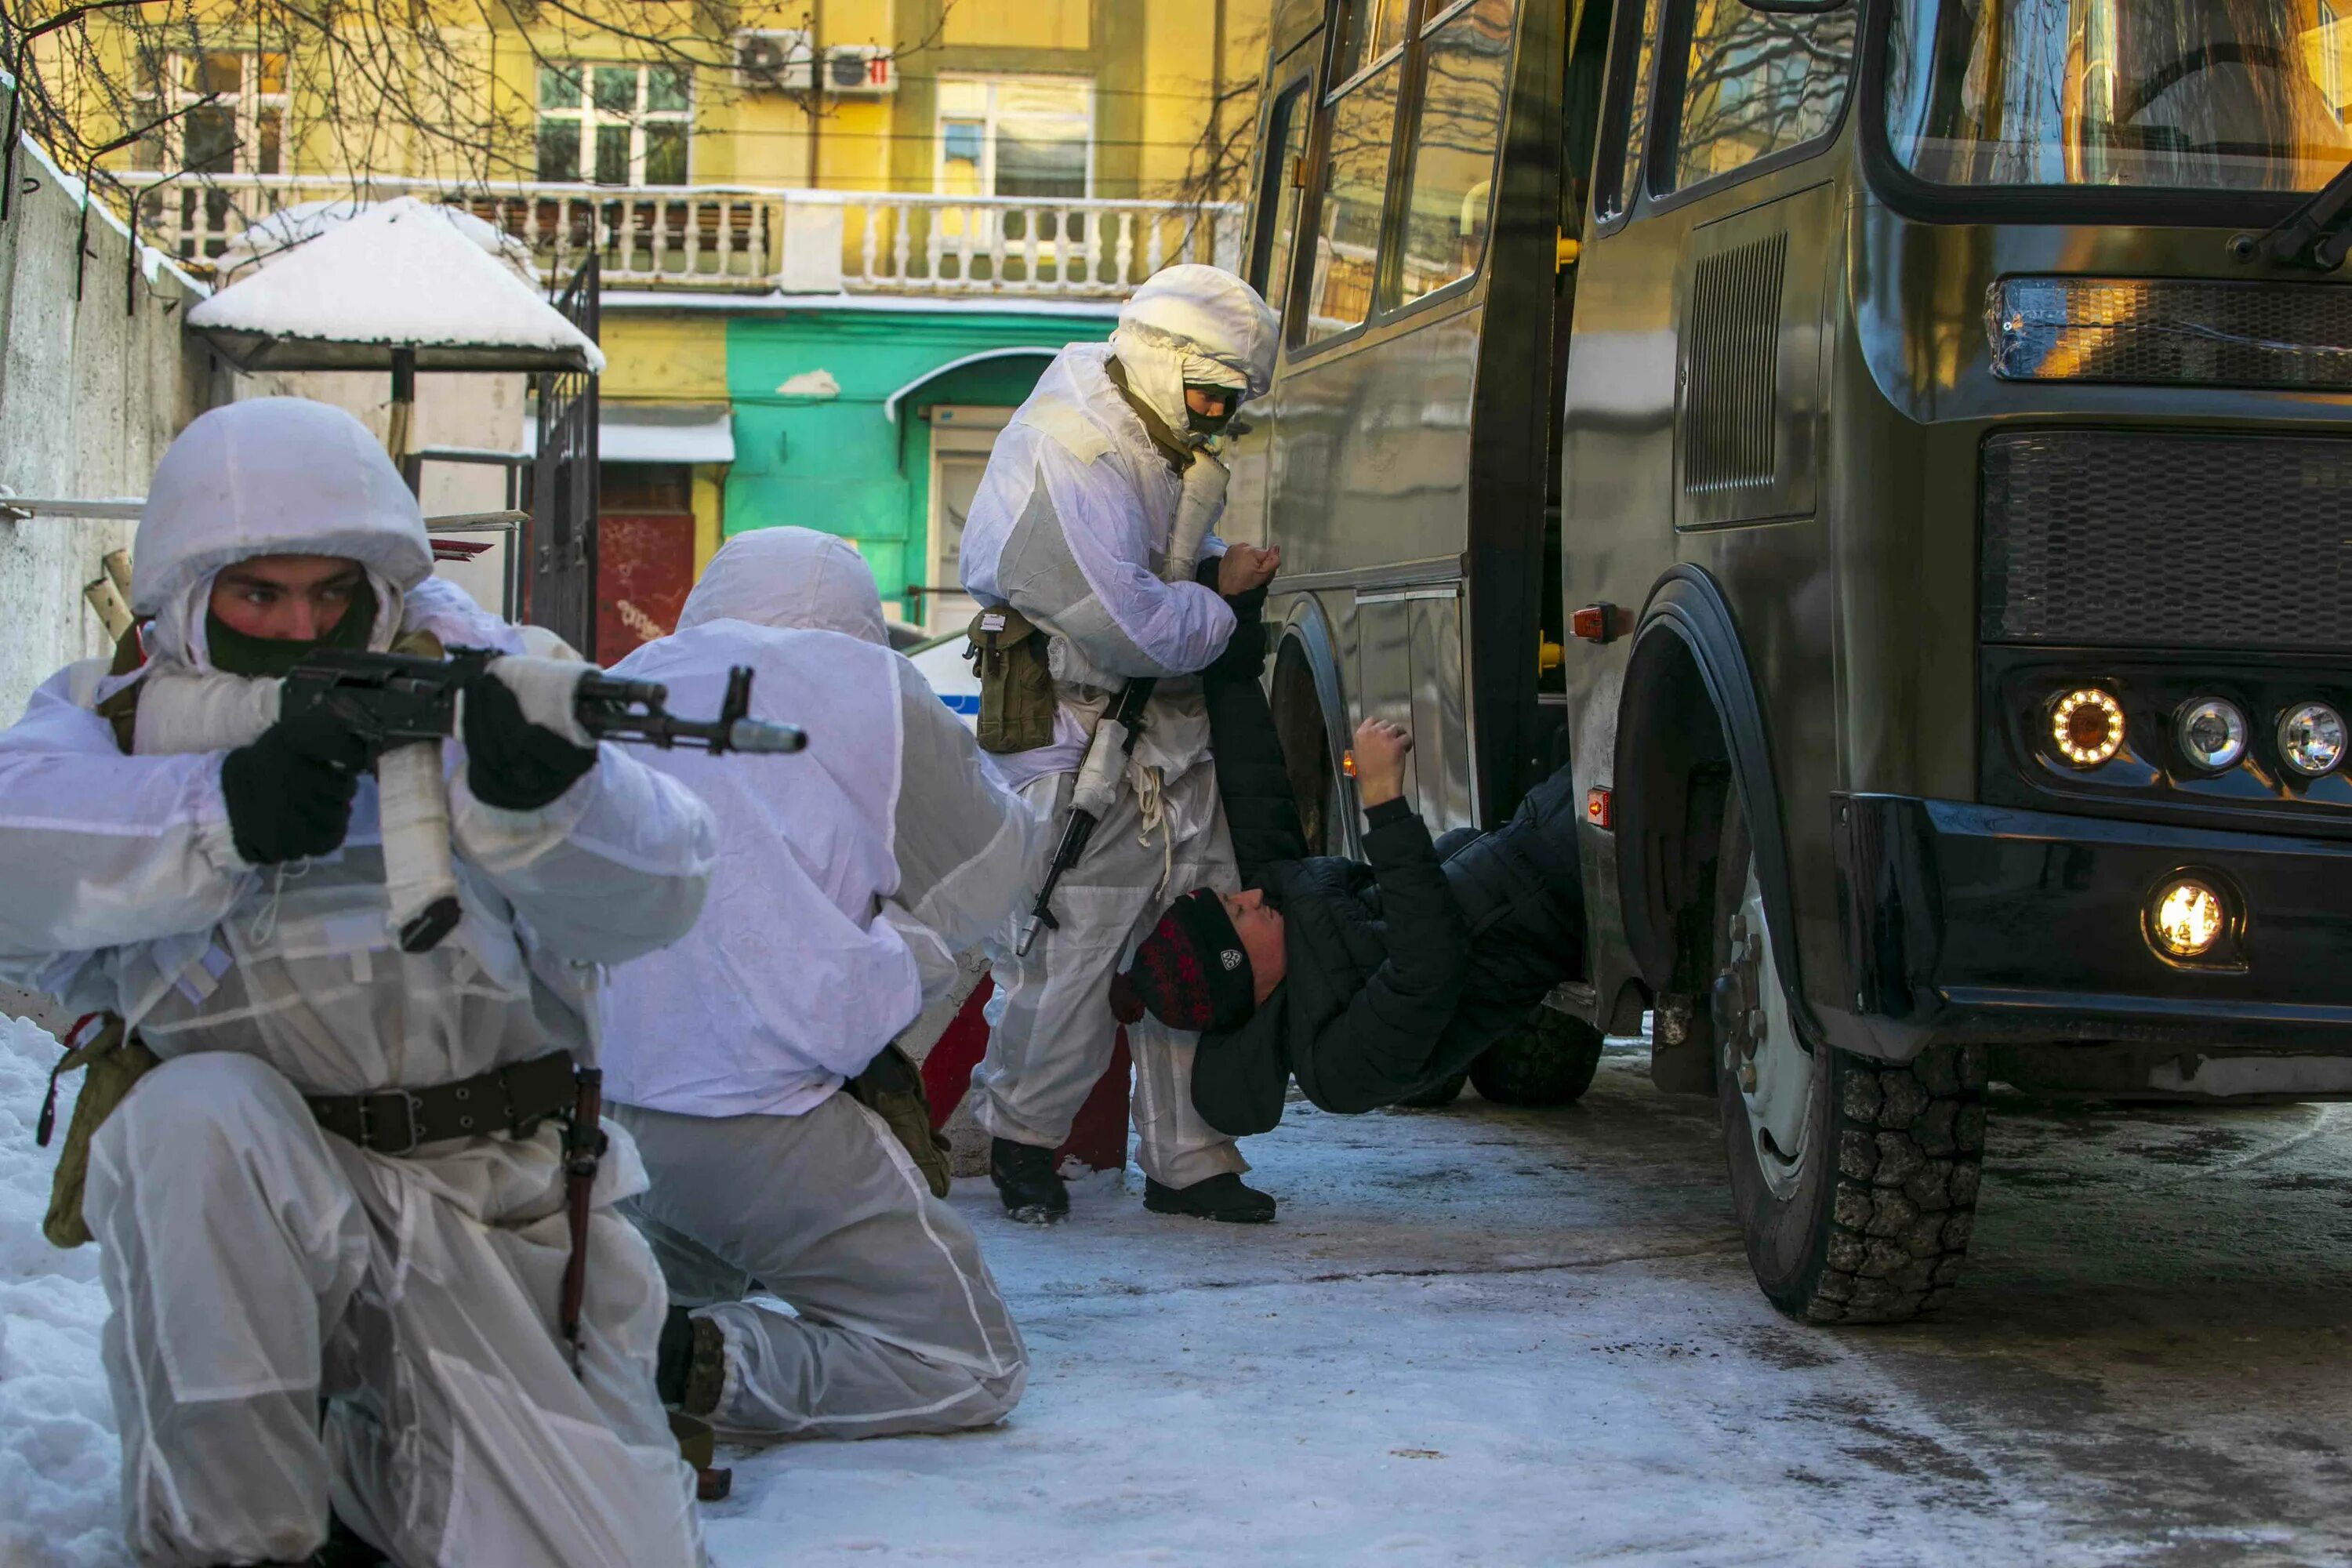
[1209,0,1227,204]
[806,0,823,189]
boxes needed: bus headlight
[2148,879,2227,960]
[2173,697,2248,771]
[2051,688,2125,767]
[2278,702,2346,778]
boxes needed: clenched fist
[1217,543,1281,597]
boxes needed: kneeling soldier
[0,399,719,1567]
[600,528,1040,1440]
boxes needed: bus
[1227,0,2352,1322]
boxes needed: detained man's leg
[1128,764,1269,1218]
[616,1094,1027,1439]
[321,1124,702,1568]
[972,772,1161,1152]
[84,1052,372,1568]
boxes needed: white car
[902,628,980,731]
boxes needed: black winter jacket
[1189,600,1587,1137]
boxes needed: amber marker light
[2149,879,2227,960]
[2051,688,2125,767]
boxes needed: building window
[935,76,1094,203]
[136,51,287,174]
[537,64,691,186]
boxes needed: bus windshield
[1883,0,2352,193]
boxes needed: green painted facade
[721,306,1114,615]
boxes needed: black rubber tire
[1469,1007,1606,1107]
[1714,790,1988,1324]
[1392,1071,1468,1109]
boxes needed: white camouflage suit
[957,265,1279,1189]
[0,400,717,1567]
[598,529,1041,1439]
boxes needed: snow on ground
[0,1017,117,1568]
[5,1031,2350,1566]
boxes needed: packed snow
[5,1020,2350,1565]
[186,198,604,371]
[212,198,538,285]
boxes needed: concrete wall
[0,138,212,725]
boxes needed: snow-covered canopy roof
[187,197,604,374]
[212,196,536,285]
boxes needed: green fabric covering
[205,576,379,677]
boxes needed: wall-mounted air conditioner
[731,32,896,95]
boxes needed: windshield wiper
[2231,155,2352,271]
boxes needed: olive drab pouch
[845,1044,954,1199]
[38,1015,160,1248]
[967,604,1055,756]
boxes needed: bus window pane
[1304,61,1400,341]
[1668,0,1856,189]
[1251,83,1312,308]
[1395,0,1515,304]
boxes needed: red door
[595,511,695,659]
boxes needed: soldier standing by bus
[959,264,1283,1226]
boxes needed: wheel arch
[1615,564,1817,1033]
[1272,590,1361,858]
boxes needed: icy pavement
[6,1020,2352,1566]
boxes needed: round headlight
[2051,688,2125,767]
[2149,879,2227,959]
[2277,702,2346,779]
[2173,697,2249,771]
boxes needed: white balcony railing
[121,175,1242,299]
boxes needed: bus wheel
[1711,789,1987,1324]
[1393,1072,1468,1109]
[1469,1007,1606,1107]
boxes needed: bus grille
[1684,234,1787,494]
[1987,277,2352,390]
[1980,429,2352,649]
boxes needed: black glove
[221,713,369,866]
[461,666,597,811]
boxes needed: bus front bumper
[1832,793,2352,1047]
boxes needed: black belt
[308,1051,580,1156]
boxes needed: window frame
[1590,0,1666,234]
[535,62,694,187]
[134,49,290,176]
[1247,74,1315,315]
[1288,0,1523,361]
[931,73,1098,203]
[1642,0,1859,216]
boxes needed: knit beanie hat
[1109,888,1257,1033]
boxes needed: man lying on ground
[1109,579,1586,1138]
[599,528,1039,1440]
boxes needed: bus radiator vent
[1682,232,1788,496]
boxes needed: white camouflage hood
[675,526,889,646]
[132,397,431,670]
[1109,264,1279,437]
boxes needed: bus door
[1229,64,1317,550]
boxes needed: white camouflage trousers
[616,1092,1027,1437]
[970,759,1248,1189]
[85,1052,702,1568]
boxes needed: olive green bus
[1229,0,2352,1320]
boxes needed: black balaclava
[205,573,380,678]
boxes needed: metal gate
[526,253,600,656]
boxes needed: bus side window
[1392,0,1517,307]
[1593,0,1665,220]
[1663,0,1857,191]
[1301,11,1406,342]
[1250,81,1312,318]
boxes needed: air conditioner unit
[733,28,812,92]
[818,44,896,96]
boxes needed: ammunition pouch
[845,1044,953,1199]
[967,604,1055,756]
[41,1017,160,1249]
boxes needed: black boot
[989,1137,1069,1225]
[656,1305,728,1417]
[1143,1172,1277,1224]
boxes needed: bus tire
[1393,1072,1468,1109]
[1711,787,1987,1324]
[1469,1007,1605,1107]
